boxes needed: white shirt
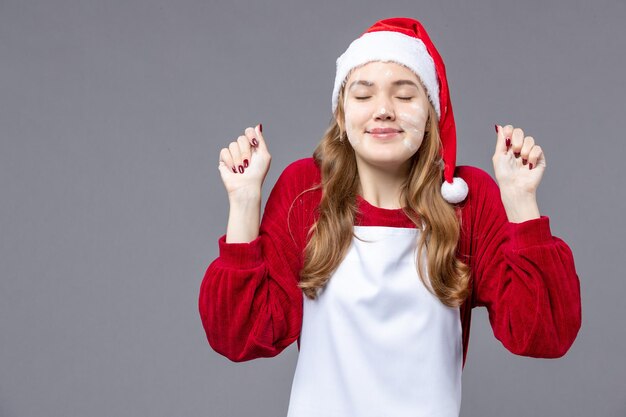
[286,225,463,417]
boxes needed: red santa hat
[332,17,468,204]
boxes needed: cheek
[398,103,428,132]
[398,104,428,152]
[344,99,372,123]
[343,105,370,146]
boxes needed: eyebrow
[348,79,420,90]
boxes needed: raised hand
[218,124,271,200]
[492,124,544,222]
[493,124,547,195]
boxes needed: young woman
[199,17,582,417]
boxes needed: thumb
[494,124,507,155]
[217,160,232,177]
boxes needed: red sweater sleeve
[467,167,582,358]
[198,160,311,362]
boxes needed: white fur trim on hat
[440,176,468,204]
[332,31,440,117]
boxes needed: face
[338,61,431,172]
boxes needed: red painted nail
[529,163,533,170]
[494,124,498,133]
[259,123,263,133]
[252,138,258,147]
[238,165,244,173]
[243,159,249,168]
[514,152,520,158]
[522,158,527,165]
[506,138,511,148]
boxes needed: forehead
[345,61,422,88]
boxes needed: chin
[363,154,412,169]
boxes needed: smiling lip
[366,128,403,138]
[367,128,403,134]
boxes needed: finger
[501,124,514,152]
[219,148,237,173]
[495,124,507,154]
[218,160,233,176]
[238,134,252,169]
[520,136,535,165]
[511,127,525,157]
[528,145,544,170]
[229,140,244,173]
[253,123,268,153]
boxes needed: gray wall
[1,0,624,416]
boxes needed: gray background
[1,0,624,416]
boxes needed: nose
[373,96,395,120]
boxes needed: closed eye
[354,96,414,101]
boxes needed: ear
[336,114,342,128]
[335,113,345,133]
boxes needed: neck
[356,159,411,209]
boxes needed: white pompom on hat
[332,17,468,204]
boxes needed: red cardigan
[199,157,582,368]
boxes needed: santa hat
[332,17,468,204]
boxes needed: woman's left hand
[492,124,547,195]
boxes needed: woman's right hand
[218,124,271,200]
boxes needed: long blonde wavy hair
[295,83,471,308]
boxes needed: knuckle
[238,141,251,155]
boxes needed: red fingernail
[529,163,533,170]
[514,152,520,158]
[243,159,249,168]
[238,165,244,173]
[494,124,498,133]
[232,166,237,173]
[506,138,511,148]
[252,138,258,147]
[259,123,263,133]
[522,159,527,165]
